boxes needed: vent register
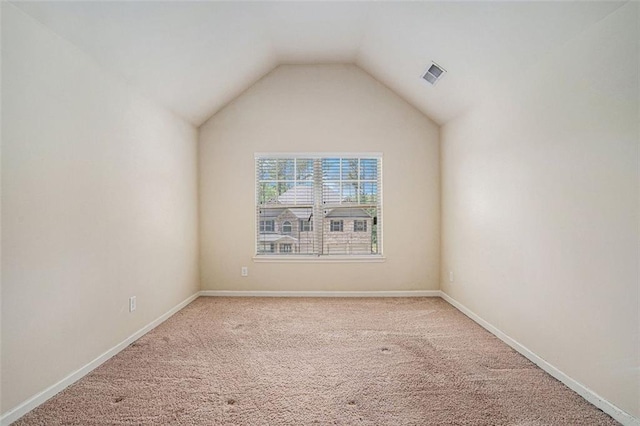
[422,62,446,85]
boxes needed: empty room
[1,1,638,425]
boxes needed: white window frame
[254,152,384,262]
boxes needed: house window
[282,221,292,234]
[256,154,382,257]
[259,220,274,233]
[280,243,292,253]
[330,220,343,232]
[258,242,275,253]
[354,220,367,232]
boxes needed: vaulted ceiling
[13,1,626,127]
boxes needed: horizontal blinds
[256,158,315,206]
[256,154,382,256]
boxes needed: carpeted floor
[16,297,618,425]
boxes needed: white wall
[441,2,639,417]
[1,4,199,414]
[199,64,440,292]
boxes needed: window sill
[253,255,386,263]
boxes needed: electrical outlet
[129,296,136,312]
[449,271,454,283]
[241,266,248,277]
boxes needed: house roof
[259,209,286,219]
[13,2,625,127]
[277,187,314,205]
[290,209,313,220]
[257,234,298,243]
[325,208,372,219]
[272,187,371,218]
[276,186,339,208]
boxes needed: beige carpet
[16,297,617,425]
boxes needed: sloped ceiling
[12,1,625,126]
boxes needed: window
[354,220,367,232]
[330,220,343,232]
[282,221,292,234]
[258,242,275,253]
[256,154,382,257]
[280,243,292,253]
[259,220,274,233]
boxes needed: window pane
[277,159,295,180]
[354,220,367,232]
[290,206,315,254]
[360,159,377,180]
[257,206,316,255]
[295,182,314,204]
[257,242,273,253]
[323,207,375,255]
[282,221,292,234]
[259,182,277,204]
[258,219,275,233]
[258,159,277,180]
[299,219,313,232]
[341,158,358,180]
[322,158,340,180]
[341,183,357,203]
[360,182,377,204]
[277,182,294,199]
[277,183,313,205]
[323,183,341,204]
[296,159,314,181]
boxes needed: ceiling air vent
[422,62,446,86]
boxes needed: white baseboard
[439,291,639,426]
[199,290,442,298]
[0,292,200,426]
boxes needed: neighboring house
[257,207,315,254]
[323,207,373,255]
[257,187,374,254]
